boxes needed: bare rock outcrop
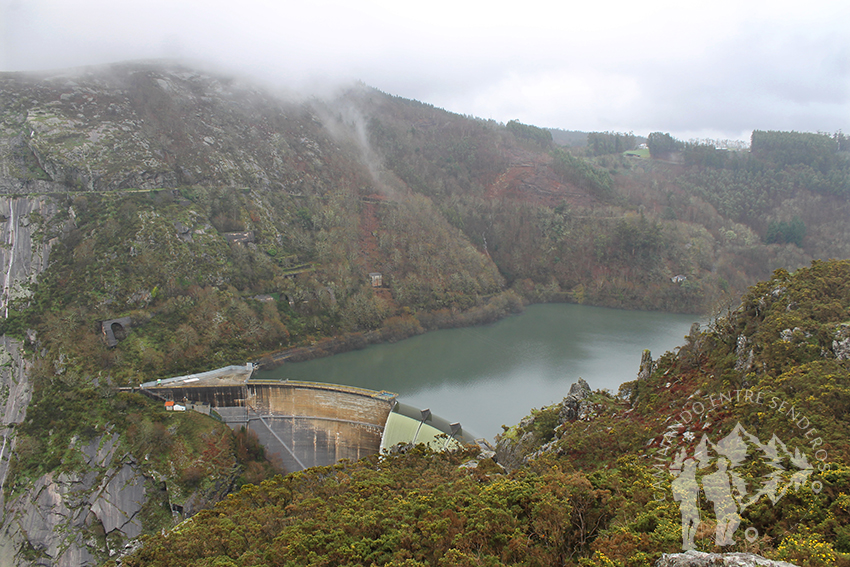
[0,430,149,567]
[0,197,151,566]
[0,197,63,565]
[656,551,798,567]
[494,416,537,472]
[495,378,592,471]
[734,334,754,373]
[89,464,146,540]
[558,377,591,423]
[3,472,96,567]
[833,323,850,360]
[0,336,31,489]
[637,349,653,381]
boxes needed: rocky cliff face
[0,197,174,566]
[0,198,58,319]
[0,196,59,565]
[0,433,142,566]
[0,63,360,194]
[0,63,507,566]
[0,196,61,492]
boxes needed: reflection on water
[257,304,700,440]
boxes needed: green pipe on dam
[139,365,474,472]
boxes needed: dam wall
[248,380,395,425]
[245,381,396,471]
[141,372,398,473]
[246,413,384,471]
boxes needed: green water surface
[257,304,701,440]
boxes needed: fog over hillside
[1,0,847,140]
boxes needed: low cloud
[1,0,847,140]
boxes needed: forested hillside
[0,61,848,564]
[2,64,848,384]
[116,260,850,566]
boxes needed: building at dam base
[138,365,476,473]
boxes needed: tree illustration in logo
[669,423,814,550]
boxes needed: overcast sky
[1,0,848,142]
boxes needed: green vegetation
[647,131,683,158]
[682,142,728,169]
[587,131,637,156]
[351,92,849,316]
[766,217,806,246]
[116,260,850,567]
[506,119,553,148]
[751,130,842,170]
[2,64,850,562]
[548,128,589,147]
[0,182,512,384]
[118,447,618,567]
[550,147,615,201]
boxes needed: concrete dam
[139,365,477,473]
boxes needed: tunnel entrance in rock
[111,322,127,341]
[101,316,133,347]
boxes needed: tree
[647,132,682,159]
[683,142,728,169]
[836,131,849,152]
[506,120,553,147]
[750,130,837,170]
[550,148,615,201]
[765,217,806,247]
[587,131,637,156]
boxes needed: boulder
[558,378,591,423]
[656,550,798,567]
[494,422,536,473]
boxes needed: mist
[1,0,847,141]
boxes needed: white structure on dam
[139,364,476,472]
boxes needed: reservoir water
[256,304,700,440]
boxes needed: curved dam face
[245,381,396,471]
[138,365,473,473]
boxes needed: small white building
[164,401,187,411]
